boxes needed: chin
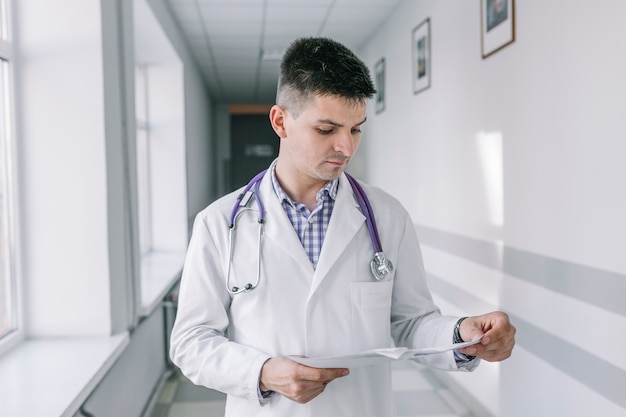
[314,162,347,181]
[326,169,344,181]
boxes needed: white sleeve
[390,213,479,372]
[169,213,271,404]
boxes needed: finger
[480,342,515,361]
[459,316,489,342]
[469,312,514,341]
[287,368,345,404]
[460,321,515,354]
[291,384,327,404]
[299,366,350,383]
[469,332,516,361]
[482,319,516,347]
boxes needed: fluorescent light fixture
[261,48,285,61]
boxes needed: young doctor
[170,37,516,417]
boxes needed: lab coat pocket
[351,280,393,350]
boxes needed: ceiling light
[261,48,285,61]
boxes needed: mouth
[325,157,350,167]
[327,160,346,166]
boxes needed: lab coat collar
[259,171,366,295]
[311,173,365,294]
[259,172,315,274]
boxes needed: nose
[333,129,356,156]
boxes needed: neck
[275,162,326,211]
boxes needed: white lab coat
[170,171,477,417]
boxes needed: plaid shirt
[270,164,338,268]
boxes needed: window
[135,64,153,255]
[133,60,187,256]
[133,0,188,316]
[133,0,187,263]
[0,0,18,346]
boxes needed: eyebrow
[316,117,368,127]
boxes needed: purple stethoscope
[226,170,394,295]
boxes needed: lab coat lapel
[310,174,365,295]
[259,174,314,273]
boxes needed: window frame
[0,0,23,355]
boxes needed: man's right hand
[259,356,350,404]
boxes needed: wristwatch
[453,317,467,344]
[453,317,475,360]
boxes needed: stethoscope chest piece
[370,252,394,280]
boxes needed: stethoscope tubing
[229,169,268,227]
[345,173,383,253]
[226,170,393,294]
[226,169,267,295]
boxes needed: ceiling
[165,0,404,104]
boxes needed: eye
[317,128,334,135]
[351,128,362,135]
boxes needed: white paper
[288,338,481,369]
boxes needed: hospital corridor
[0,1,625,416]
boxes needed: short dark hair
[276,37,376,115]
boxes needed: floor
[149,361,478,417]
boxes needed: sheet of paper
[288,338,482,369]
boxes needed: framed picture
[411,18,431,95]
[374,58,385,113]
[481,0,515,59]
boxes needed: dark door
[229,113,278,191]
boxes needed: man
[170,37,516,416]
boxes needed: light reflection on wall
[476,131,504,228]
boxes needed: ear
[269,105,288,138]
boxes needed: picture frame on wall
[481,0,515,59]
[411,18,431,95]
[374,57,385,113]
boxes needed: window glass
[135,65,152,255]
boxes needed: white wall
[147,0,217,228]
[360,1,626,416]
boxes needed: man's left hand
[458,311,516,362]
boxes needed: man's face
[274,94,367,186]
